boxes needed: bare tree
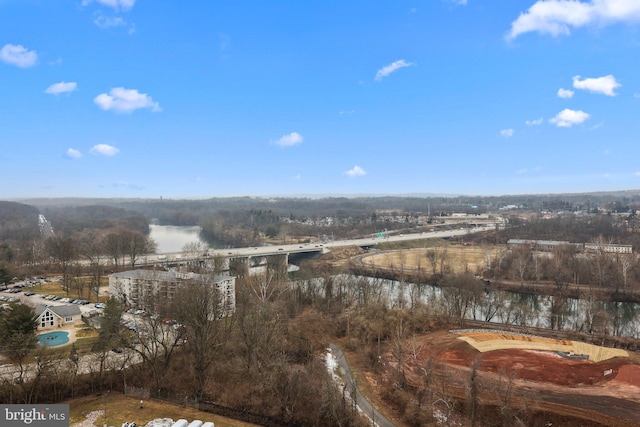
[511,245,531,285]
[45,235,77,295]
[182,241,209,272]
[124,230,156,269]
[78,231,106,301]
[391,316,407,389]
[617,253,636,291]
[467,356,481,427]
[173,275,234,399]
[103,232,123,271]
[426,248,438,274]
[128,294,183,391]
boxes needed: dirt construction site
[395,330,640,426]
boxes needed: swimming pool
[38,331,70,347]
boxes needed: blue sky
[2,0,640,199]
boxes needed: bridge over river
[136,224,497,269]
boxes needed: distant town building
[584,243,633,254]
[109,270,236,314]
[507,239,632,254]
[507,239,578,252]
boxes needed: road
[329,343,397,427]
[139,224,497,265]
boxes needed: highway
[140,224,497,265]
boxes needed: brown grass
[34,279,109,302]
[67,392,259,427]
[360,244,499,274]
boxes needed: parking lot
[1,277,103,316]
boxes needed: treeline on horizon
[18,189,640,221]
[5,191,640,251]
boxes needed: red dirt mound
[438,348,626,387]
[613,364,640,387]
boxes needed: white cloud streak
[94,87,161,113]
[272,132,303,147]
[94,15,127,29]
[550,108,590,127]
[526,118,544,126]
[557,88,575,98]
[507,0,640,40]
[375,59,413,81]
[90,144,120,157]
[45,82,78,95]
[344,165,367,177]
[82,0,135,12]
[572,74,621,96]
[500,129,514,138]
[0,44,38,68]
[66,148,82,159]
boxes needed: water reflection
[149,224,205,253]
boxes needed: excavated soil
[440,348,627,387]
[391,330,640,426]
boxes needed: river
[149,224,207,253]
[296,275,640,339]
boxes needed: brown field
[359,244,501,274]
[32,279,109,303]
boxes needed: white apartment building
[109,269,236,314]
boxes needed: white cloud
[449,0,468,4]
[45,81,77,95]
[82,0,135,12]
[94,87,161,113]
[66,148,82,159]
[634,93,640,98]
[0,44,38,68]
[94,15,127,29]
[506,0,640,40]
[517,168,528,174]
[344,165,367,177]
[90,144,120,157]
[500,129,514,138]
[507,0,640,40]
[557,88,574,98]
[525,118,544,126]
[572,74,621,96]
[549,108,590,127]
[112,180,143,190]
[271,132,303,147]
[375,59,413,81]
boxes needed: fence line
[124,386,297,427]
